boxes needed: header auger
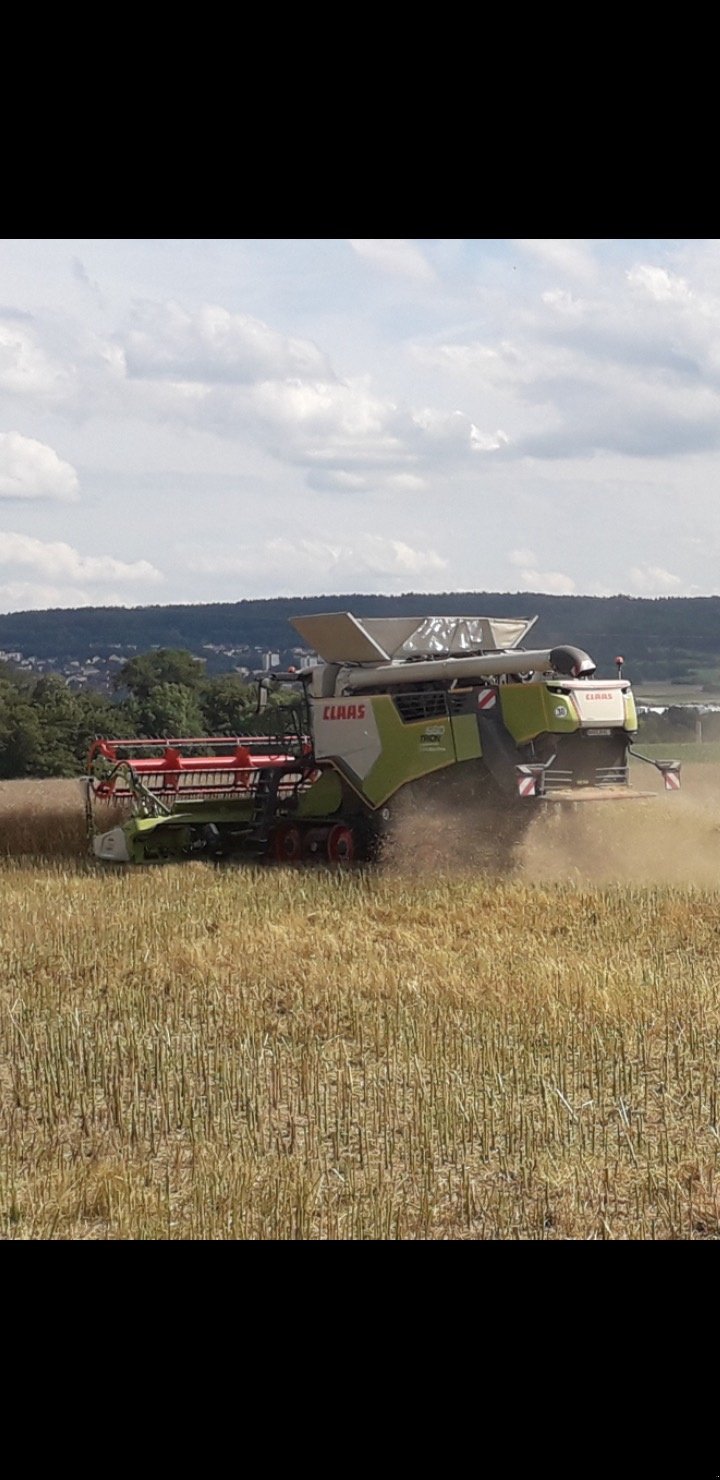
[84,611,681,866]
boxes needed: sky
[1,236,719,613]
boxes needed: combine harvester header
[84,610,681,865]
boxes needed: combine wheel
[326,823,355,864]
[273,824,304,863]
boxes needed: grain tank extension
[84,611,681,864]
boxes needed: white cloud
[384,473,427,492]
[509,548,537,567]
[357,536,448,578]
[123,301,334,384]
[0,531,163,584]
[413,342,504,378]
[107,310,506,489]
[513,566,577,595]
[627,265,690,302]
[0,433,79,501]
[512,239,598,280]
[0,319,72,400]
[198,380,506,488]
[628,563,682,594]
[185,534,448,588]
[251,378,391,443]
[470,424,508,451]
[348,240,435,283]
[541,289,586,316]
[411,406,506,454]
[0,580,105,610]
[0,299,507,497]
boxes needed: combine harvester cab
[85,612,681,865]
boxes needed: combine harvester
[84,611,681,865]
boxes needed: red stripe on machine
[517,775,536,797]
[477,689,496,710]
[664,770,681,790]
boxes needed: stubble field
[1,769,720,1239]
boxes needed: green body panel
[119,772,346,860]
[361,696,458,807]
[123,816,193,863]
[296,768,343,817]
[499,683,579,743]
[120,798,258,862]
[451,711,482,762]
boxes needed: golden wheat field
[2,770,720,1239]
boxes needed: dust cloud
[383,766,720,887]
[517,765,720,886]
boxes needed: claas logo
[322,703,367,720]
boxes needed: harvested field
[1,772,719,1239]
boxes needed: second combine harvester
[85,610,681,864]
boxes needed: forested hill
[3,591,720,684]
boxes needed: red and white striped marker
[517,774,536,797]
[663,769,681,790]
[477,688,496,710]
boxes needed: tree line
[0,650,270,779]
[4,592,720,683]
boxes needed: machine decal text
[322,703,367,721]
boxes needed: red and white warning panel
[658,762,682,790]
[477,688,497,711]
[516,764,548,798]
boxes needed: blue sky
[0,236,718,611]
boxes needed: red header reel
[87,736,313,803]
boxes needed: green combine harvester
[84,611,681,865]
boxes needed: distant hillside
[3,591,720,687]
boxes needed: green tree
[115,649,205,701]
[198,675,255,733]
[25,676,81,775]
[0,693,45,777]
[70,689,140,770]
[130,682,207,738]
